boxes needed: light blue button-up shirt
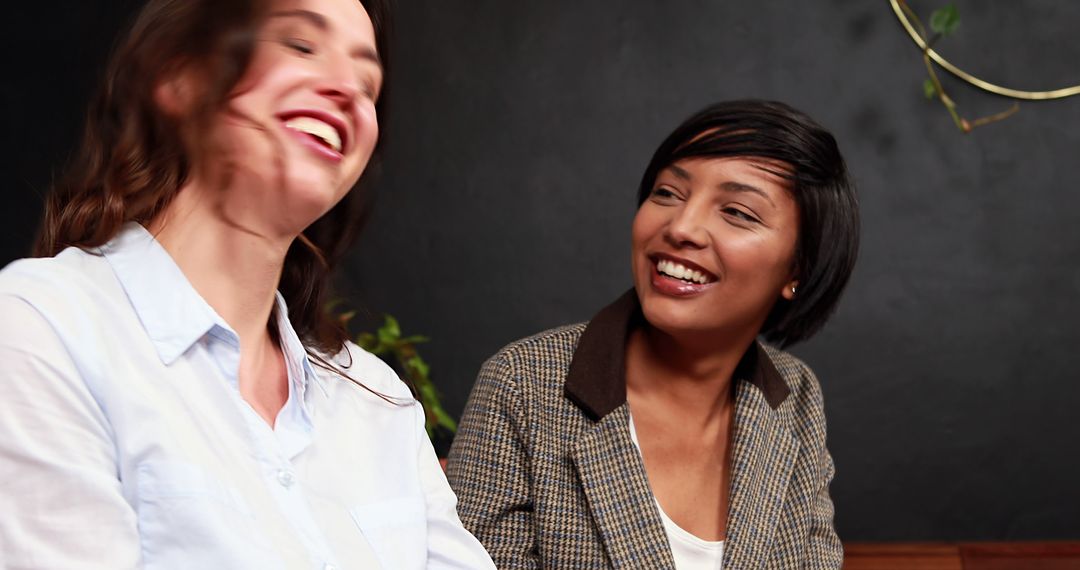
[0,223,494,569]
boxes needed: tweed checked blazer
[447,291,842,569]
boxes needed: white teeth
[656,259,711,284]
[283,116,342,152]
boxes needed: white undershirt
[628,415,725,569]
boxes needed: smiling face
[631,157,801,341]
[191,0,382,238]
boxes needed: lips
[277,109,349,156]
[647,253,719,296]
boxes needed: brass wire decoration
[890,0,1080,101]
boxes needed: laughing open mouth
[656,258,716,285]
[283,116,343,153]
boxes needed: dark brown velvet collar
[564,289,791,421]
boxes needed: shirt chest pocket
[135,460,281,570]
[350,495,427,570]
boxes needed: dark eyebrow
[269,9,383,68]
[719,181,775,207]
[665,164,776,207]
[669,164,691,180]
[270,9,328,29]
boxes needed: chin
[280,174,352,224]
[638,293,711,336]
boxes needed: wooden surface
[844,542,1080,570]
[844,543,963,570]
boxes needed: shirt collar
[271,293,329,402]
[564,289,791,421]
[101,222,225,365]
[100,223,328,403]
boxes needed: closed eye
[361,79,380,101]
[649,186,682,204]
[722,207,761,224]
[284,37,316,55]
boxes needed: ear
[781,278,799,301]
[153,63,200,118]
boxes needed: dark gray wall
[4,1,1079,541]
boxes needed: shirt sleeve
[0,295,141,570]
[414,398,496,569]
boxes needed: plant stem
[899,0,1018,134]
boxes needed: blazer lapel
[723,380,800,570]
[571,405,676,570]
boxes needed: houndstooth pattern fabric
[447,319,842,569]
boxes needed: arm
[0,296,140,569]
[445,353,540,570]
[414,398,497,569]
[799,362,843,570]
[805,447,843,569]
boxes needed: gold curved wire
[890,0,1080,100]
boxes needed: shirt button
[276,469,295,488]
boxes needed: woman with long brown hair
[0,0,494,568]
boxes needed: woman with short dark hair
[0,0,494,567]
[448,100,857,569]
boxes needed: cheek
[729,236,798,288]
[631,205,664,248]
[355,104,380,154]
[629,209,652,270]
[340,106,379,186]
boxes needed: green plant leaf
[432,406,458,431]
[348,309,459,437]
[406,356,431,379]
[384,315,401,338]
[418,385,439,407]
[923,78,938,99]
[356,332,377,350]
[929,4,960,37]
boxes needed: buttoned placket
[204,327,342,570]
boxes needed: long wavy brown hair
[35,0,392,357]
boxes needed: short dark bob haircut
[636,99,859,348]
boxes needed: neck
[626,324,757,419]
[148,186,291,343]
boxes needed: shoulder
[463,323,588,415]
[0,248,115,310]
[761,344,830,440]
[315,340,416,403]
[1,248,95,285]
[482,322,587,373]
[0,249,120,341]
[762,345,822,398]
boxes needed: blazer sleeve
[801,362,844,569]
[446,352,541,570]
[805,447,843,569]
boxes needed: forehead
[666,157,793,191]
[268,0,376,46]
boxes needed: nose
[316,52,361,107]
[664,201,709,249]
